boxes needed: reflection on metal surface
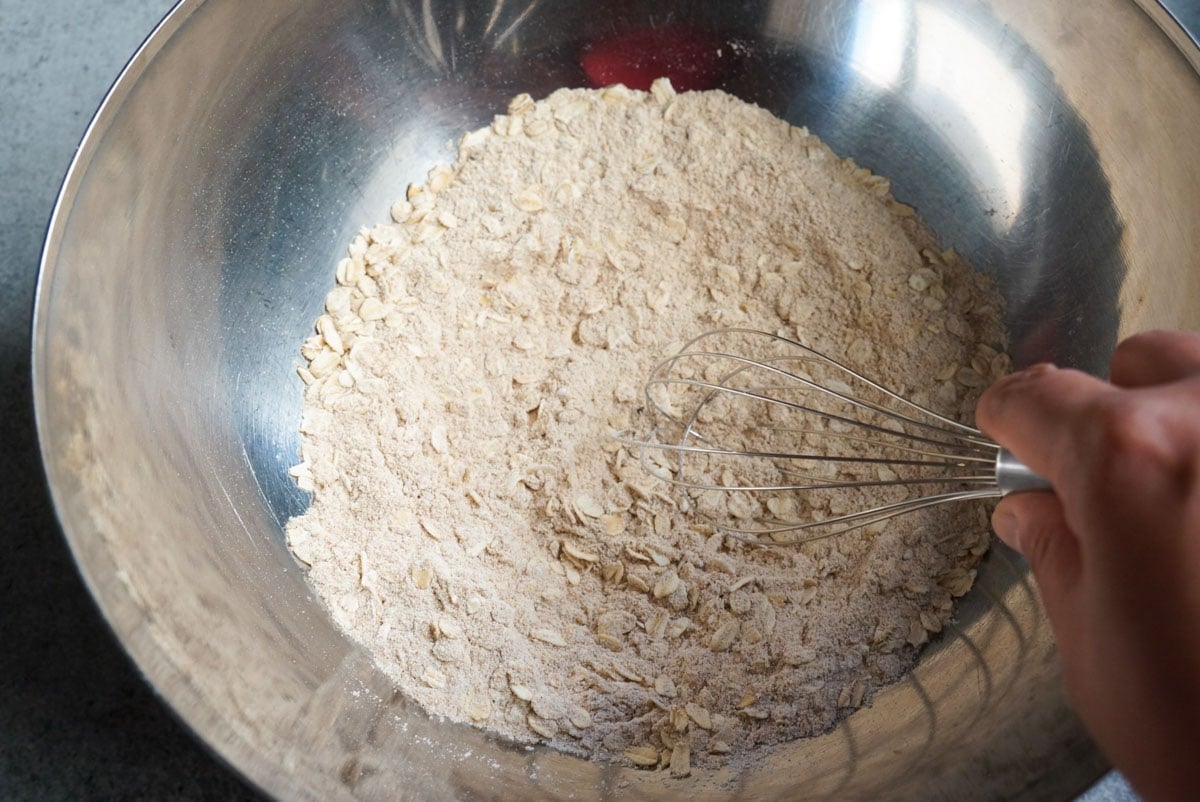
[848,1,1030,229]
[31,0,1200,799]
[393,0,551,73]
[850,0,911,89]
[914,5,1029,220]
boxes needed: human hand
[976,329,1200,802]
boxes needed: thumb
[992,492,1080,622]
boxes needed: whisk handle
[995,448,1051,494]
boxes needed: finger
[976,364,1115,489]
[1110,329,1200,388]
[991,493,1079,624]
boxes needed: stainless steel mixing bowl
[32,0,1200,799]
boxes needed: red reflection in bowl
[581,27,729,91]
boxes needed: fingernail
[992,508,1021,551]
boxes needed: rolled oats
[287,84,1005,771]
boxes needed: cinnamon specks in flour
[285,79,1007,769]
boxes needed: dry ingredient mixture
[285,80,1008,774]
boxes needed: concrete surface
[0,0,1163,799]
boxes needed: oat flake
[285,81,1006,768]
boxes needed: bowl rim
[30,1,1200,799]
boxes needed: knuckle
[1115,329,1165,356]
[1086,396,1180,481]
[977,364,1056,429]
[1112,329,1169,368]
[1109,336,1141,371]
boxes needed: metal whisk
[628,328,1049,545]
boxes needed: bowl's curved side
[1144,0,1200,71]
[31,3,355,799]
[33,1,1200,800]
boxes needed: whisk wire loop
[627,328,1038,546]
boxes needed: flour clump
[285,79,1007,769]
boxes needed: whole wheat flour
[285,79,1007,772]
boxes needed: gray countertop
[0,1,1164,799]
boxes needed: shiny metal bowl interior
[33,0,1200,799]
